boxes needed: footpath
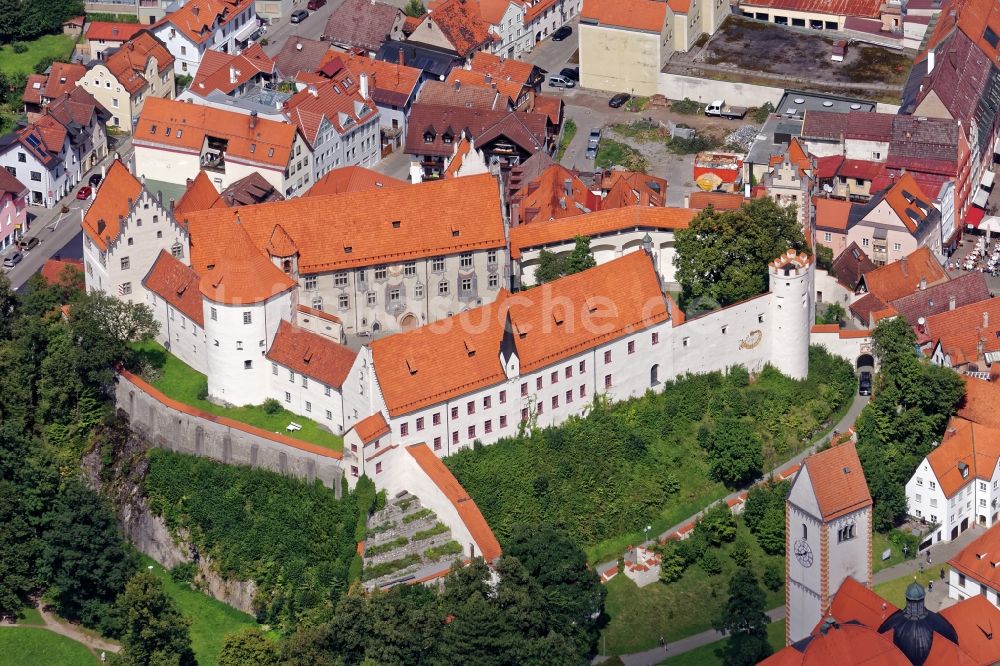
[0,601,120,659]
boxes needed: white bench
[286,422,302,432]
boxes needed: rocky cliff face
[83,412,257,615]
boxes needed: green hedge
[447,347,854,549]
[365,537,408,557]
[362,554,421,581]
[144,450,360,631]
[424,541,463,561]
[413,522,449,541]
[403,508,433,524]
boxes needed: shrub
[698,504,737,546]
[658,543,687,583]
[424,540,463,560]
[699,550,723,575]
[11,42,27,53]
[197,379,209,401]
[762,560,783,591]
[169,561,197,584]
[362,554,421,581]
[364,537,408,557]
[729,538,752,567]
[403,508,433,524]
[262,398,281,414]
[752,102,775,124]
[671,98,702,114]
[413,522,449,541]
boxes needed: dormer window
[443,133,454,145]
[150,124,157,134]
[424,132,435,143]
[165,127,171,137]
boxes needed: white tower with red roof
[768,249,814,380]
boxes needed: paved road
[261,0,339,57]
[521,19,580,75]
[1,136,133,290]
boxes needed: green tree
[815,244,835,274]
[0,273,17,340]
[704,417,764,488]
[817,302,846,326]
[534,249,565,284]
[698,503,737,546]
[565,236,597,275]
[218,628,280,666]
[658,543,686,583]
[69,292,158,380]
[714,567,772,666]
[533,236,596,284]
[674,197,808,306]
[699,550,723,575]
[116,572,195,666]
[403,0,426,16]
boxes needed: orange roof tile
[340,52,422,104]
[283,75,379,144]
[173,171,224,218]
[23,62,86,105]
[925,298,1000,366]
[191,43,274,96]
[40,257,83,285]
[763,623,909,665]
[352,411,390,443]
[82,160,143,251]
[442,136,471,178]
[142,250,205,326]
[297,304,341,324]
[531,93,563,125]
[957,376,1000,430]
[814,196,853,231]
[447,68,525,105]
[419,0,493,56]
[687,191,745,210]
[510,207,695,259]
[738,0,883,19]
[134,97,298,170]
[581,0,668,32]
[926,417,1000,498]
[86,21,143,42]
[820,577,898,632]
[198,221,296,305]
[405,443,502,562]
[184,173,505,275]
[948,524,1000,594]
[160,0,255,45]
[940,595,1000,664]
[882,173,933,234]
[265,320,357,389]
[602,171,668,209]
[304,165,407,197]
[798,442,872,521]
[370,251,668,416]
[862,247,948,303]
[102,31,174,95]
[667,0,691,11]
[812,323,841,334]
[514,163,596,225]
[468,52,536,86]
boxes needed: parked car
[552,26,572,41]
[16,236,39,252]
[588,128,601,143]
[88,173,102,187]
[858,371,872,396]
[290,9,308,23]
[307,0,326,8]
[608,93,631,108]
[77,186,92,200]
[547,74,575,89]
[585,144,597,160]
[559,67,580,81]
[3,251,22,269]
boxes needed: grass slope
[133,340,342,452]
[658,620,786,665]
[141,556,258,666]
[0,628,96,665]
[0,35,76,75]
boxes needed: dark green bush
[11,42,27,53]
[169,561,197,584]
[262,397,280,414]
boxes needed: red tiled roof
[737,0,883,19]
[798,442,872,521]
[352,411,390,443]
[468,52,537,87]
[370,251,668,416]
[160,0,255,46]
[0,167,27,198]
[40,257,83,285]
[814,196,852,232]
[418,0,494,56]
[173,171,225,218]
[822,577,898,631]
[272,37,331,79]
[948,523,1000,595]
[925,296,1000,366]
[142,250,205,326]
[405,103,547,157]
[862,247,948,303]
[940,594,1000,665]
[601,171,668,209]
[102,31,174,95]
[447,69,525,106]
[889,272,990,326]
[198,221,297,305]
[82,160,142,251]
[581,0,668,31]
[801,110,894,141]
[322,0,402,52]
[304,165,407,197]
[957,376,1000,430]
[514,163,597,225]
[284,75,379,144]
[405,443,501,561]
[22,62,86,106]
[340,52,421,107]
[191,43,273,96]
[687,191,745,210]
[531,93,563,125]
[86,21,143,42]
[831,243,875,290]
[265,320,357,389]
[926,417,1000,498]
[510,206,694,259]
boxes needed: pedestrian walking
[928,580,934,592]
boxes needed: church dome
[877,582,958,666]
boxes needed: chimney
[296,42,302,51]
[920,277,927,291]
[900,255,908,276]
[949,295,956,310]
[230,65,237,84]
[360,72,369,99]
[250,110,257,129]
[984,311,990,329]
[917,317,926,334]
[928,49,935,73]
[455,79,461,91]
[564,178,572,197]
[485,73,492,84]
[399,47,404,67]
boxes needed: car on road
[559,67,579,81]
[77,186,92,200]
[16,237,39,252]
[608,93,631,108]
[307,0,326,8]
[858,371,872,396]
[88,173,102,187]
[547,74,575,89]
[552,26,572,41]
[290,9,308,22]
[585,144,597,160]
[3,251,23,269]
[588,128,601,143]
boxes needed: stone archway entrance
[400,313,419,331]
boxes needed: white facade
[491,2,532,59]
[310,111,381,179]
[149,291,209,374]
[0,135,75,208]
[907,458,1000,545]
[525,0,583,43]
[153,4,258,75]
[948,567,1000,603]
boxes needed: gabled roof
[447,68,525,106]
[40,257,83,285]
[404,103,547,157]
[801,110,894,142]
[183,173,505,274]
[514,163,597,224]
[796,442,872,521]
[939,594,1000,665]
[417,79,505,110]
[351,411,390,443]
[158,0,255,46]
[814,196,852,232]
[510,206,695,259]
[339,52,421,107]
[265,320,357,389]
[101,31,174,95]
[190,43,274,96]
[601,171,668,208]
[468,52,537,87]
[957,375,1000,430]
[831,242,875,290]
[86,21,143,42]
[82,160,143,251]
[926,417,1000,498]
[823,577,898,632]
[531,93,563,125]
[198,220,296,305]
[924,296,1000,366]
[370,251,669,416]
[948,523,1000,594]
[413,0,493,56]
[737,0,883,18]
[173,171,224,217]
[305,165,407,197]
[889,271,990,326]
[272,37,331,79]
[218,172,284,207]
[322,0,402,52]
[580,0,668,32]
[0,165,27,198]
[687,191,745,210]
[283,75,378,144]
[22,62,86,106]
[860,247,948,303]
[134,97,298,170]
[886,115,962,175]
[881,173,934,234]
[142,250,205,326]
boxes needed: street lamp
[644,524,652,545]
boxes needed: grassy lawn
[873,568,944,608]
[12,606,45,626]
[600,519,785,655]
[659,620,786,665]
[0,34,76,76]
[141,556,261,666]
[872,530,914,573]
[133,340,343,452]
[595,138,649,172]
[0,628,96,665]
[556,119,577,161]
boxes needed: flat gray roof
[776,90,876,119]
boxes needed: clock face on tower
[794,539,814,568]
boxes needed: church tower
[768,249,813,380]
[786,441,873,645]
